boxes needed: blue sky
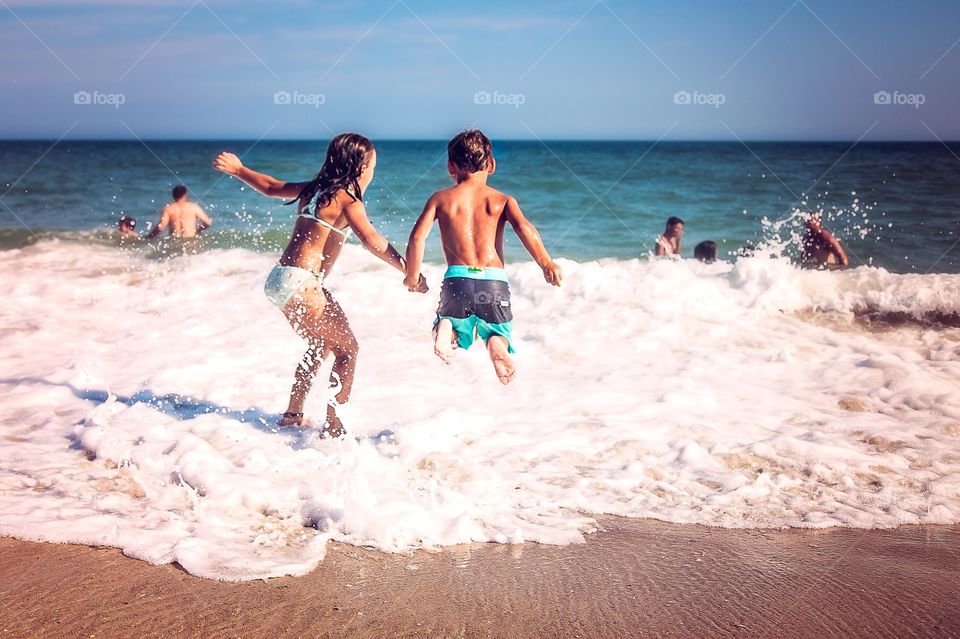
[1,0,958,140]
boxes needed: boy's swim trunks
[435,265,515,353]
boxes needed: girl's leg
[279,287,358,435]
[279,288,328,426]
[320,289,359,406]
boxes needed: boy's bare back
[405,130,561,290]
[429,179,514,269]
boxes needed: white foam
[1,241,958,580]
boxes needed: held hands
[542,260,563,286]
[212,152,243,176]
[405,273,429,293]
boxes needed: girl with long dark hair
[214,133,427,436]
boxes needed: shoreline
[1,518,957,638]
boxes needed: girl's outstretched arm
[343,200,426,291]
[213,152,307,200]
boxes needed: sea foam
[0,240,958,580]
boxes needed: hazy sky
[1,0,958,140]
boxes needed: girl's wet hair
[289,132,375,211]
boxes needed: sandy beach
[1,518,957,639]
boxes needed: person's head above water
[171,185,188,201]
[292,132,376,210]
[118,215,136,230]
[694,240,717,263]
[804,212,824,232]
[447,129,494,180]
[665,216,684,237]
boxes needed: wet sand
[1,518,957,639]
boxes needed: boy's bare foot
[279,411,305,427]
[487,337,516,385]
[434,318,455,364]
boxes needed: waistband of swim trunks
[443,265,509,282]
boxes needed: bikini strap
[298,209,353,238]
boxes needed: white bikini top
[298,209,353,238]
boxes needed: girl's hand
[405,273,428,293]
[213,152,243,176]
[413,274,429,294]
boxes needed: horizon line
[1,137,958,144]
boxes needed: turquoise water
[1,140,957,272]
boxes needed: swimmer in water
[117,216,140,242]
[694,240,717,263]
[654,216,684,257]
[146,185,213,239]
[404,129,562,385]
[802,214,849,268]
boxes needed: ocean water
[1,141,959,581]
[1,140,958,272]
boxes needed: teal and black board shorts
[435,265,515,353]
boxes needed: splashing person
[213,133,427,436]
[802,213,849,269]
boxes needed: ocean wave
[0,241,957,580]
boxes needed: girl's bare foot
[487,337,516,385]
[278,411,305,427]
[321,404,345,438]
[434,318,455,364]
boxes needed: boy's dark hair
[119,215,135,228]
[694,240,717,263]
[448,129,492,173]
[172,185,188,200]
[666,216,684,227]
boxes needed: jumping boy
[404,130,562,385]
